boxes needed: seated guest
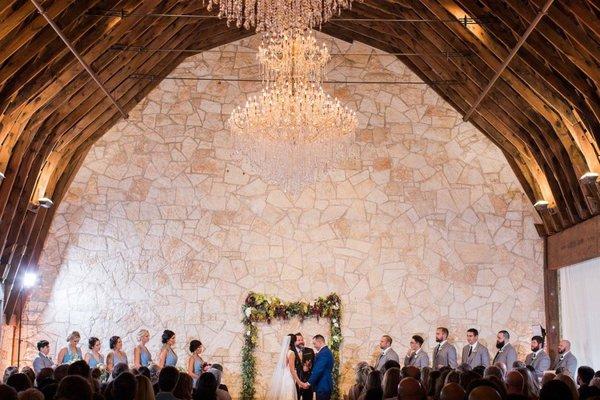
[578,366,600,400]
[555,373,579,400]
[20,367,35,387]
[346,362,370,400]
[0,384,17,400]
[484,366,503,381]
[67,360,91,378]
[135,375,155,400]
[539,379,573,400]
[156,366,179,400]
[40,382,58,400]
[493,330,517,370]
[444,370,460,385]
[35,367,54,389]
[55,375,93,400]
[506,370,527,400]
[381,367,400,400]
[440,382,465,400]
[194,372,217,400]
[112,372,137,400]
[134,330,153,369]
[462,329,490,369]
[84,337,104,369]
[469,386,501,400]
[374,335,399,372]
[210,364,228,392]
[553,340,577,378]
[16,388,44,400]
[404,335,429,368]
[57,331,83,365]
[207,368,231,400]
[432,327,457,369]
[187,340,204,386]
[157,330,178,368]
[359,370,382,400]
[173,372,193,400]
[112,363,130,381]
[525,336,551,381]
[493,362,508,380]
[32,341,54,374]
[3,366,18,383]
[401,366,421,381]
[6,373,32,392]
[517,367,540,399]
[107,336,128,374]
[138,367,151,380]
[54,364,69,382]
[397,377,425,400]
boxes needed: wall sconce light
[533,200,549,211]
[579,171,599,184]
[38,197,54,208]
[22,272,38,288]
[0,171,5,182]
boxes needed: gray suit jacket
[432,342,457,369]
[32,352,54,374]
[404,349,429,368]
[375,347,400,371]
[492,343,518,370]
[525,349,551,379]
[553,352,577,377]
[461,343,490,368]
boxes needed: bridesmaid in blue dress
[84,337,104,368]
[133,329,153,368]
[106,336,128,373]
[56,331,83,364]
[157,330,178,368]
[187,339,205,386]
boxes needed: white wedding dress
[266,335,298,400]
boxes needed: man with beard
[525,335,551,380]
[295,332,314,400]
[492,330,517,371]
[553,339,577,377]
[432,327,457,369]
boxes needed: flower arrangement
[240,292,342,400]
[96,363,109,382]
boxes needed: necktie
[468,346,473,357]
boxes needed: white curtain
[559,256,600,370]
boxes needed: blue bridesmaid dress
[62,347,83,364]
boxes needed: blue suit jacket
[308,346,334,395]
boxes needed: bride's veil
[266,334,292,400]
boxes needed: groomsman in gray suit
[461,328,490,368]
[404,335,430,368]
[432,327,457,369]
[525,336,551,380]
[492,330,517,370]
[375,335,399,372]
[553,339,578,377]
[32,340,54,374]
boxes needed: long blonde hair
[135,375,155,400]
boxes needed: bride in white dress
[266,333,305,400]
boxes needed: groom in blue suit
[305,334,334,400]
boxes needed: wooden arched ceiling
[1,0,599,320]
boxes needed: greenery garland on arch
[241,292,342,400]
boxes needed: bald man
[398,377,425,400]
[553,339,578,377]
[468,386,501,400]
[440,383,465,400]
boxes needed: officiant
[294,332,314,400]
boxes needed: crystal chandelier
[205,0,361,33]
[228,31,357,193]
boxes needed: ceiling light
[38,197,54,208]
[533,200,549,211]
[0,171,5,182]
[23,272,38,288]
[580,171,599,183]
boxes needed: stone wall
[12,33,544,397]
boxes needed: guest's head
[134,375,154,400]
[466,328,479,345]
[381,367,400,399]
[402,366,421,381]
[459,371,479,392]
[557,339,571,354]
[137,329,150,344]
[354,362,371,387]
[365,370,382,391]
[312,334,325,351]
[436,327,449,342]
[506,370,524,395]
[483,366,503,381]
[3,366,18,383]
[531,335,544,351]
[36,341,50,355]
[398,377,424,400]
[539,379,572,400]
[112,363,130,380]
[35,368,54,388]
[457,363,472,373]
[0,384,17,400]
[410,335,424,351]
[67,360,90,378]
[426,370,440,397]
[472,366,485,377]
[468,386,501,400]
[66,332,80,347]
[161,330,176,346]
[158,366,179,393]
[40,382,58,400]
[517,367,540,397]
[211,364,223,372]
[383,360,400,373]
[512,360,526,369]
[112,372,137,400]
[194,372,217,400]
[16,388,43,400]
[380,335,392,350]
[55,375,92,400]
[541,371,556,386]
[189,340,203,355]
[6,373,32,392]
[440,382,465,400]
[20,367,35,387]
[54,364,69,382]
[578,366,595,386]
[555,374,578,400]
[496,330,510,348]
[88,337,101,351]
[492,362,507,379]
[110,336,122,351]
[138,366,150,380]
[444,370,460,385]
[173,372,193,400]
